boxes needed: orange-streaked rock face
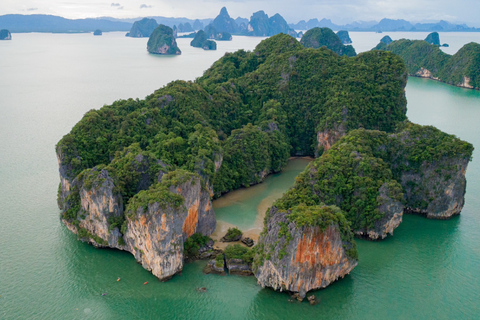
[255,207,357,298]
[183,200,199,236]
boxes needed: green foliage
[215,254,225,268]
[184,233,211,256]
[224,244,255,264]
[378,39,480,88]
[301,27,357,57]
[223,227,242,241]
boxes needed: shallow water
[0,32,479,319]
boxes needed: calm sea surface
[0,32,479,319]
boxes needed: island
[190,30,217,50]
[56,34,472,300]
[300,27,356,56]
[374,38,480,89]
[147,24,181,55]
[93,29,102,36]
[126,18,158,38]
[0,29,11,40]
[424,32,440,46]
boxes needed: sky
[2,0,479,26]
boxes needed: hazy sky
[2,0,479,26]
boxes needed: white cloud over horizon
[3,0,479,27]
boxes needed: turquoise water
[1,32,480,319]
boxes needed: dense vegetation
[57,33,408,239]
[375,39,480,88]
[301,28,356,57]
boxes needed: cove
[211,158,312,244]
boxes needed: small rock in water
[291,293,304,302]
[307,295,318,305]
[196,287,207,293]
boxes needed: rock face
[58,157,216,280]
[425,32,440,46]
[0,29,11,40]
[390,122,473,219]
[123,175,216,279]
[147,24,181,55]
[126,18,158,37]
[254,206,358,298]
[301,27,356,57]
[336,30,352,44]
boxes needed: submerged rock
[254,206,358,299]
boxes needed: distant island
[126,18,158,38]
[0,29,11,40]
[374,35,479,90]
[56,33,472,300]
[93,29,102,36]
[300,27,356,56]
[1,12,479,34]
[147,24,181,55]
[190,30,217,50]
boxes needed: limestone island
[191,30,217,50]
[373,36,480,90]
[93,29,102,36]
[147,24,181,55]
[56,33,473,300]
[126,18,158,38]
[0,29,12,40]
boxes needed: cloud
[140,4,153,9]
[117,6,124,10]
[111,3,121,6]
[26,7,38,11]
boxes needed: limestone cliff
[389,122,473,219]
[254,206,357,298]
[123,173,216,279]
[126,18,158,37]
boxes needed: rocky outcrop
[425,32,440,46]
[226,258,253,276]
[123,174,216,279]
[354,182,403,240]
[390,122,473,219]
[126,18,158,37]
[336,30,352,44]
[0,29,11,40]
[147,24,181,55]
[209,7,238,34]
[254,206,357,298]
[316,122,346,155]
[380,35,393,45]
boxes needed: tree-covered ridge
[300,27,356,57]
[57,33,408,218]
[374,39,480,88]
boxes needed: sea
[0,31,479,319]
